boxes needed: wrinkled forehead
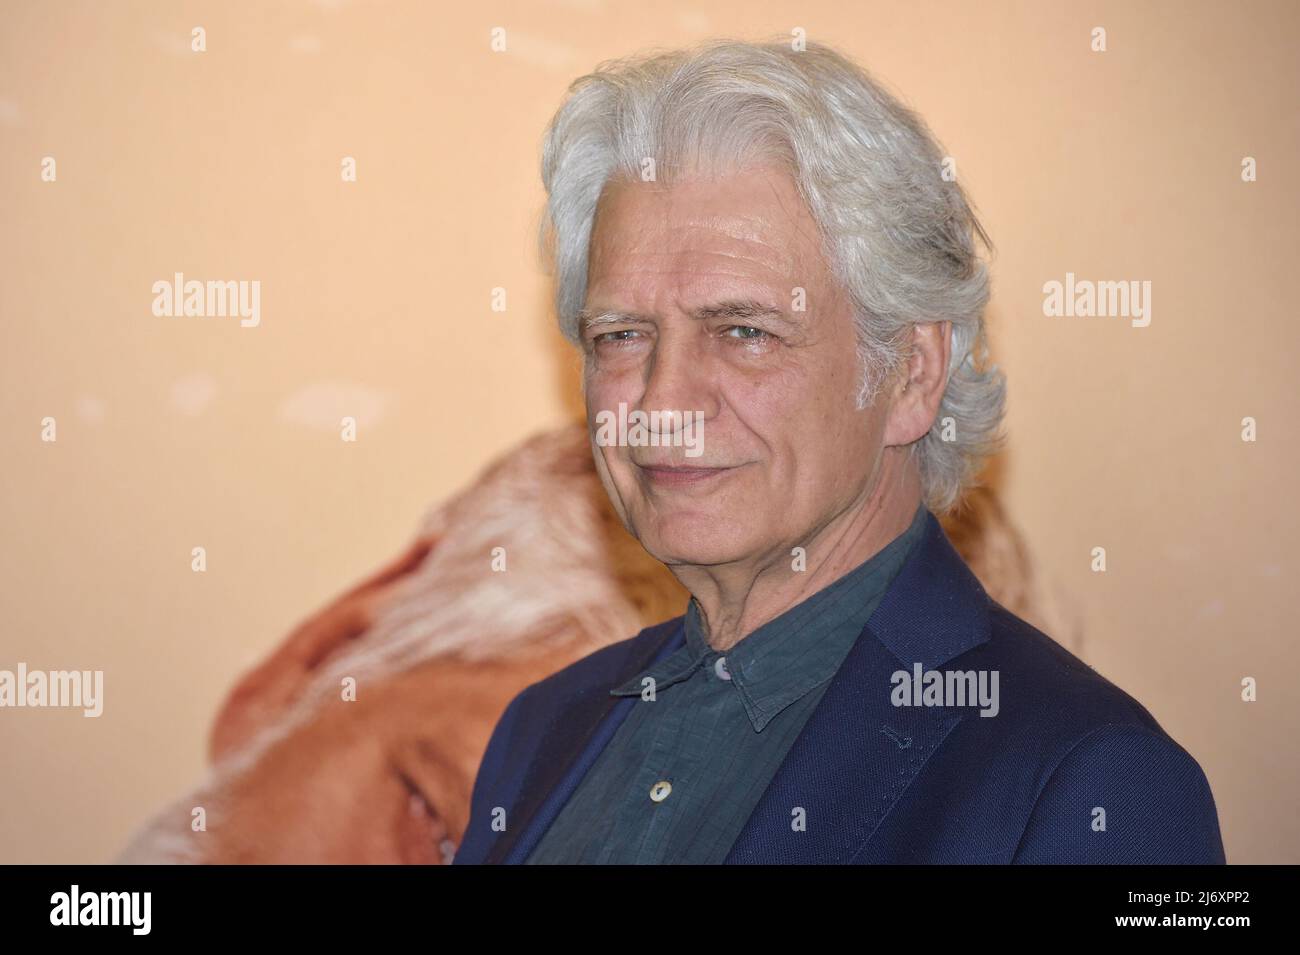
[585,165,838,301]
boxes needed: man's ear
[882,320,952,447]
[207,536,436,763]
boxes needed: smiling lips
[637,463,737,487]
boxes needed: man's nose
[638,332,715,427]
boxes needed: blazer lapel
[487,617,687,864]
[725,511,992,864]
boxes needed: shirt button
[649,780,672,803]
[714,656,732,681]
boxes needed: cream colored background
[1,0,1296,863]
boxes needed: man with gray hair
[456,39,1224,864]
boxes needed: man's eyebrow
[692,300,790,323]
[576,308,635,333]
[577,300,792,333]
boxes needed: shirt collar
[611,501,930,732]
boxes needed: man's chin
[636,527,755,570]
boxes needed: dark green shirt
[525,501,930,864]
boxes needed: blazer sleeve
[1011,723,1226,864]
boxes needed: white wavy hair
[539,38,1007,514]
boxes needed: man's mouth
[637,464,737,487]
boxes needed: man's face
[581,164,893,570]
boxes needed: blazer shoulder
[968,601,1223,861]
[979,599,1164,737]
[1009,720,1226,863]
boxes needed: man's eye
[592,329,640,346]
[723,325,772,341]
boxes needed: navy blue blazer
[455,510,1226,864]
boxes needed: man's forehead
[587,203,826,291]
[583,169,838,322]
